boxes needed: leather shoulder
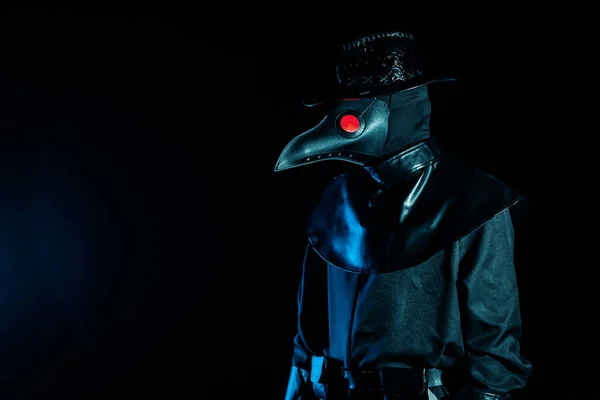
[307,158,524,274]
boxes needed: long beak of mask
[273,98,390,172]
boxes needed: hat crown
[335,31,425,97]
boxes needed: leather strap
[309,356,445,391]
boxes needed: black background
[0,7,551,399]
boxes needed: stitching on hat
[341,31,415,52]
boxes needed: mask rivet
[307,157,310,161]
[349,154,353,157]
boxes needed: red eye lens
[339,114,360,133]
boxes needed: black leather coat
[284,140,532,400]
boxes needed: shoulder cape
[307,158,524,274]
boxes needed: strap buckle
[379,367,428,398]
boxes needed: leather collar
[371,138,443,186]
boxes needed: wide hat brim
[300,76,458,108]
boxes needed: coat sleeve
[285,243,330,399]
[455,208,532,399]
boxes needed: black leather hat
[302,31,456,107]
